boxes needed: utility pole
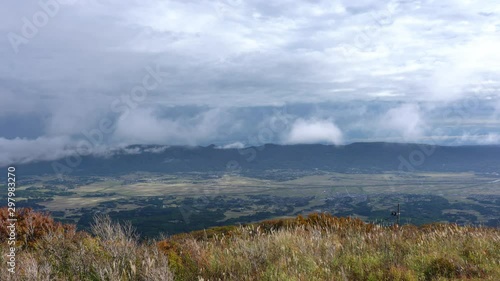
[391,203,400,226]
[397,203,400,226]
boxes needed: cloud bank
[1,0,500,165]
[0,136,73,165]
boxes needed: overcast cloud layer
[1,0,500,165]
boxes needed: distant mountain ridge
[13,142,500,176]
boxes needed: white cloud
[143,146,169,153]
[426,37,500,101]
[121,147,142,154]
[218,142,245,149]
[0,136,74,166]
[379,104,425,141]
[284,118,343,144]
[111,107,235,145]
[460,133,500,145]
[1,0,500,160]
[3,0,500,110]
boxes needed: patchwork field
[9,170,500,237]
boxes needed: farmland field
[10,170,500,237]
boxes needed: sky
[1,0,500,165]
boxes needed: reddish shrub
[0,207,76,248]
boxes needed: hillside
[1,208,499,280]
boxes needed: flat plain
[11,170,500,237]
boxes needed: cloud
[121,147,142,155]
[111,107,237,145]
[0,0,499,163]
[425,37,500,102]
[2,0,499,110]
[284,118,343,144]
[0,136,74,166]
[459,133,500,145]
[494,99,500,118]
[218,142,245,149]
[143,146,169,153]
[379,104,425,141]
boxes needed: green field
[10,170,500,237]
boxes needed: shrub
[0,208,173,281]
[0,208,75,248]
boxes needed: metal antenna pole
[397,203,400,226]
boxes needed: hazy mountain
[12,142,500,176]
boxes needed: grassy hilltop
[1,208,499,281]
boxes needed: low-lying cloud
[0,136,73,166]
[284,119,343,145]
[1,100,499,166]
[112,107,237,145]
[460,133,500,145]
[379,104,425,141]
[218,142,245,149]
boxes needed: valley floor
[1,209,499,281]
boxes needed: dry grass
[161,213,500,281]
[1,209,499,281]
[0,208,173,281]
